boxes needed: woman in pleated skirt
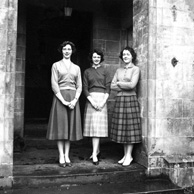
[47,41,82,168]
[110,46,141,166]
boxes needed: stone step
[13,163,146,188]
[13,164,184,194]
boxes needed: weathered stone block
[0,164,12,177]
[0,29,7,51]
[17,33,26,47]
[6,51,16,72]
[5,73,15,95]
[141,117,147,137]
[16,58,25,72]
[15,72,24,86]
[162,137,193,155]
[0,177,13,188]
[137,80,147,98]
[148,137,164,156]
[0,141,13,164]
[148,80,155,99]
[183,100,194,117]
[93,40,106,52]
[0,52,6,71]
[16,45,25,59]
[138,98,147,118]
[14,97,24,111]
[93,16,108,29]
[14,111,24,135]
[106,41,120,53]
[4,95,14,118]
[15,85,24,99]
[148,98,156,118]
[4,118,14,141]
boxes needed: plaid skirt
[110,95,141,144]
[46,89,83,141]
[83,92,108,137]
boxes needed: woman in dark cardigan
[83,49,111,165]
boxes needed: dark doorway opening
[24,5,92,137]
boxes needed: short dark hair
[58,41,76,54]
[88,49,104,63]
[119,46,137,64]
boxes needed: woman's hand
[98,101,106,111]
[90,100,99,111]
[117,81,122,88]
[68,98,77,109]
[63,100,70,106]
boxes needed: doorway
[24,5,92,137]
[14,0,139,167]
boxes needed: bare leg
[118,144,127,164]
[89,141,100,159]
[122,144,133,166]
[64,140,71,163]
[57,140,65,164]
[92,137,100,162]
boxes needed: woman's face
[122,50,132,64]
[62,44,72,59]
[92,52,101,66]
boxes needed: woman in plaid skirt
[110,46,141,166]
[83,49,111,165]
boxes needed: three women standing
[47,42,141,167]
[110,46,141,166]
[83,49,111,165]
[47,41,82,168]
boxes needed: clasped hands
[63,98,77,110]
[90,100,106,111]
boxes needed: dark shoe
[92,161,99,165]
[59,163,66,168]
[97,152,101,159]
[87,152,101,161]
[92,158,99,165]
[66,162,72,167]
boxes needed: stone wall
[14,0,26,137]
[0,0,18,187]
[134,0,194,188]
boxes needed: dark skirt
[46,90,83,141]
[110,95,141,144]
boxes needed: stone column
[134,0,194,188]
[133,0,149,167]
[0,0,18,187]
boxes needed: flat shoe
[118,158,125,164]
[59,163,66,168]
[122,158,133,167]
[66,162,72,167]
[92,161,99,165]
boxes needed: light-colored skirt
[83,92,108,137]
[46,89,83,141]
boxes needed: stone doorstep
[13,163,146,188]
[12,165,185,194]
[163,156,194,188]
[163,155,194,168]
